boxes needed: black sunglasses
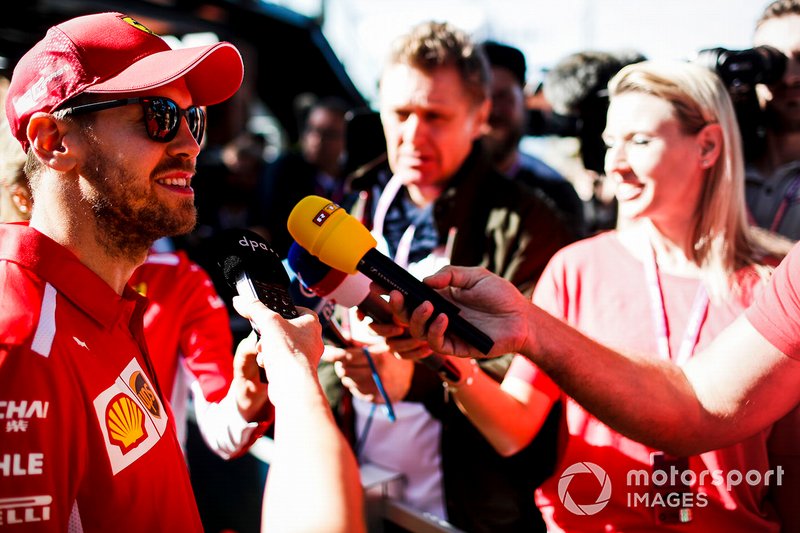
[59,97,206,144]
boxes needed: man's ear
[471,98,492,140]
[27,113,77,171]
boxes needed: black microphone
[287,196,494,355]
[213,229,301,382]
[288,241,462,382]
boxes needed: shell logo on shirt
[93,359,169,475]
[105,394,147,453]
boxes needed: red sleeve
[746,242,800,360]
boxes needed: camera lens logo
[558,462,612,515]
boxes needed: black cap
[482,40,526,86]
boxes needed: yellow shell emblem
[106,393,147,453]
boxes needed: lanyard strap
[643,244,709,366]
[371,174,456,270]
[371,172,417,268]
[371,172,406,239]
[770,174,800,232]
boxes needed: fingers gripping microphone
[213,229,301,382]
[287,196,495,355]
[288,241,462,382]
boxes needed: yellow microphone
[288,195,494,355]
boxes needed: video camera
[695,45,787,162]
[696,45,786,97]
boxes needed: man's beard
[82,151,196,259]
[484,121,524,167]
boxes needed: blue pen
[362,347,396,422]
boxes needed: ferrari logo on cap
[121,16,157,36]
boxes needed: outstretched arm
[372,320,557,457]
[389,265,800,456]
[232,297,365,533]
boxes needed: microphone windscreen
[289,241,372,309]
[220,254,245,287]
[287,195,376,274]
[324,271,372,308]
[287,241,334,287]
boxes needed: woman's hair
[608,60,792,300]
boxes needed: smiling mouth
[156,177,192,189]
[615,182,643,202]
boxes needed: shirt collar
[746,160,800,185]
[0,223,146,329]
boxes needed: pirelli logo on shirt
[93,359,168,475]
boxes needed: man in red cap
[0,11,261,531]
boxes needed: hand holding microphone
[212,228,302,382]
[288,241,462,382]
[287,196,495,356]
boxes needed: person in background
[207,130,270,237]
[255,95,351,256]
[388,60,800,533]
[745,0,800,240]
[481,40,585,237]
[0,87,30,222]
[325,20,573,532]
[543,49,647,235]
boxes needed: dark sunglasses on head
[58,97,206,144]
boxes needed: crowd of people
[2,1,800,532]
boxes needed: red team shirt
[129,251,269,457]
[0,224,202,531]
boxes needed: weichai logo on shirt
[0,401,48,433]
[105,394,147,454]
[129,371,161,418]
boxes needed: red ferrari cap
[6,12,244,149]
